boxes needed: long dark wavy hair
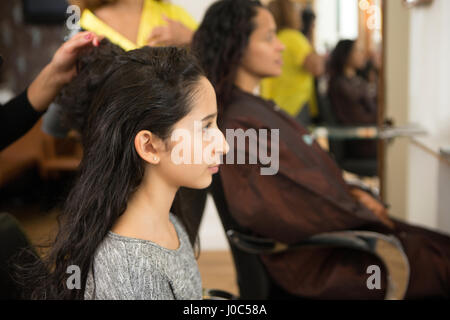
[191,0,262,118]
[16,39,205,300]
[327,39,356,80]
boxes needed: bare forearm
[27,63,64,113]
[303,52,324,77]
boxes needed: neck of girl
[112,167,178,239]
[235,67,261,95]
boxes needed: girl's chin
[185,176,213,190]
[266,69,282,78]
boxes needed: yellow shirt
[80,0,198,51]
[261,29,317,118]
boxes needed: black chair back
[209,174,270,299]
[209,174,298,300]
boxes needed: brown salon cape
[219,87,450,299]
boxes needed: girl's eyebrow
[201,112,217,122]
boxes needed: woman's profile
[18,40,227,300]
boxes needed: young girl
[24,40,227,300]
[43,1,206,247]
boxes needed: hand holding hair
[27,31,103,113]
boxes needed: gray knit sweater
[84,213,202,300]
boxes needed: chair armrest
[226,230,288,255]
[227,230,410,300]
[202,288,238,300]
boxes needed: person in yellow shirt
[70,0,198,51]
[261,0,324,125]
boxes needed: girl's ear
[134,130,162,165]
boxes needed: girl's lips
[208,166,219,174]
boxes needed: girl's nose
[218,131,230,156]
[277,38,286,52]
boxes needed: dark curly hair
[191,0,263,119]
[327,39,356,80]
[16,39,205,299]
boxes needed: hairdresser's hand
[350,188,395,229]
[27,31,102,112]
[147,16,193,47]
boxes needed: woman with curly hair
[17,40,227,300]
[192,0,450,299]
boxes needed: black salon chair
[209,174,410,300]
[209,175,294,300]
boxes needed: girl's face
[239,8,285,80]
[153,77,229,190]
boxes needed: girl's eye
[203,123,212,131]
[266,33,275,41]
[203,122,215,140]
